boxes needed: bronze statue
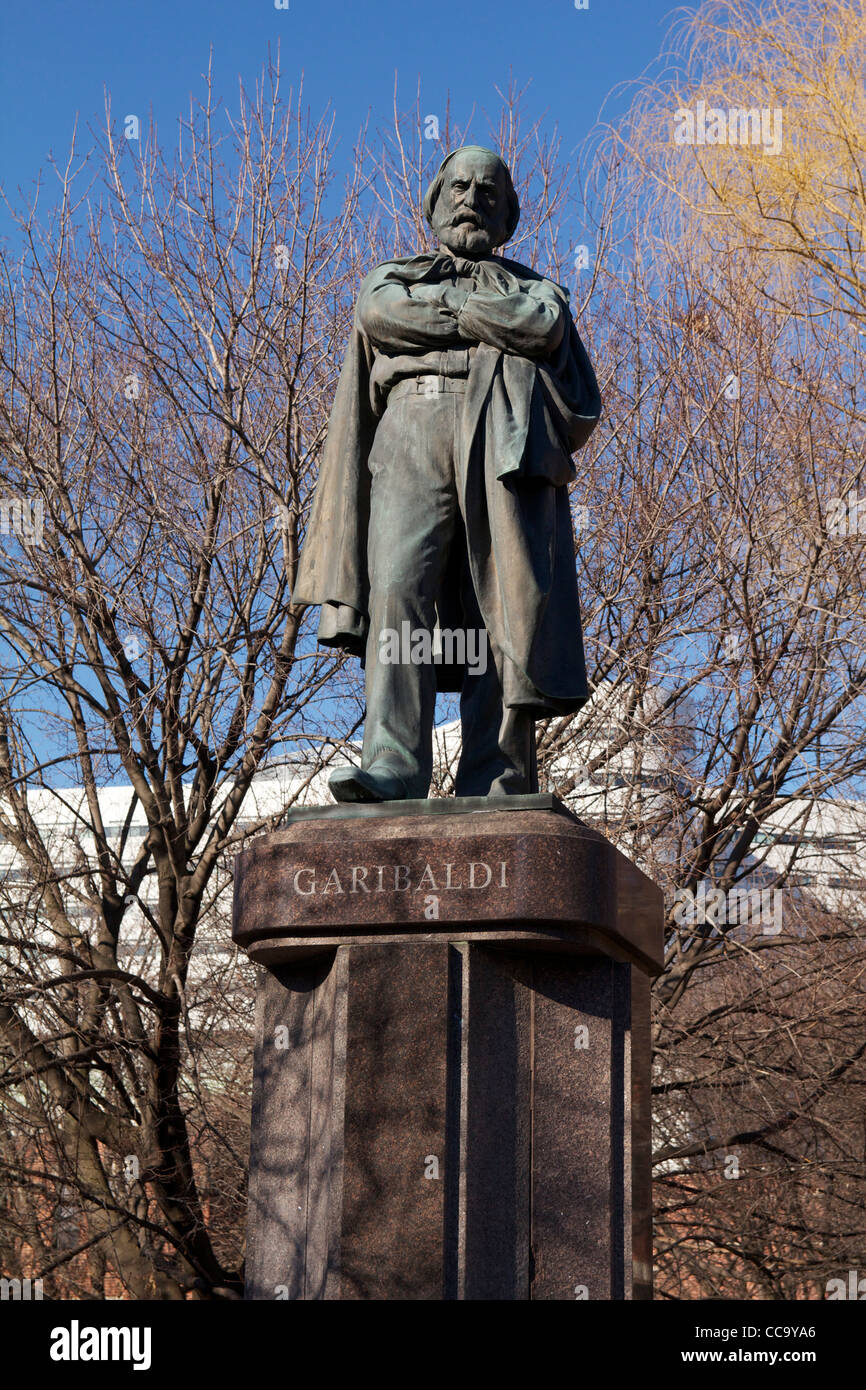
[293,146,601,802]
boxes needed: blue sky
[0,0,690,785]
[1,0,682,237]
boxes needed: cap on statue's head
[423,145,521,244]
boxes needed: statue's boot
[329,762,409,803]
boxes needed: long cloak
[292,252,601,717]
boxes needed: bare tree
[0,59,367,1297]
[539,0,866,1298]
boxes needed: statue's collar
[394,251,506,281]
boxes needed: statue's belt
[387,375,468,402]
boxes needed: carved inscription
[291,859,509,897]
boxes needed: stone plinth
[232,795,662,1301]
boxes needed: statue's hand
[408,282,469,316]
[439,285,471,314]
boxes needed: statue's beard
[437,218,496,258]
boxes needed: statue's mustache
[451,211,486,229]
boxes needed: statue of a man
[293,145,601,802]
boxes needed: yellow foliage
[616,0,865,320]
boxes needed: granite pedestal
[232,795,662,1300]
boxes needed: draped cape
[292,252,601,716]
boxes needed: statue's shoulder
[494,253,542,281]
[359,255,429,290]
[495,255,571,300]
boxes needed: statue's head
[424,146,520,260]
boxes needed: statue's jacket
[292,251,601,717]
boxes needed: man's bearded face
[430,151,510,260]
